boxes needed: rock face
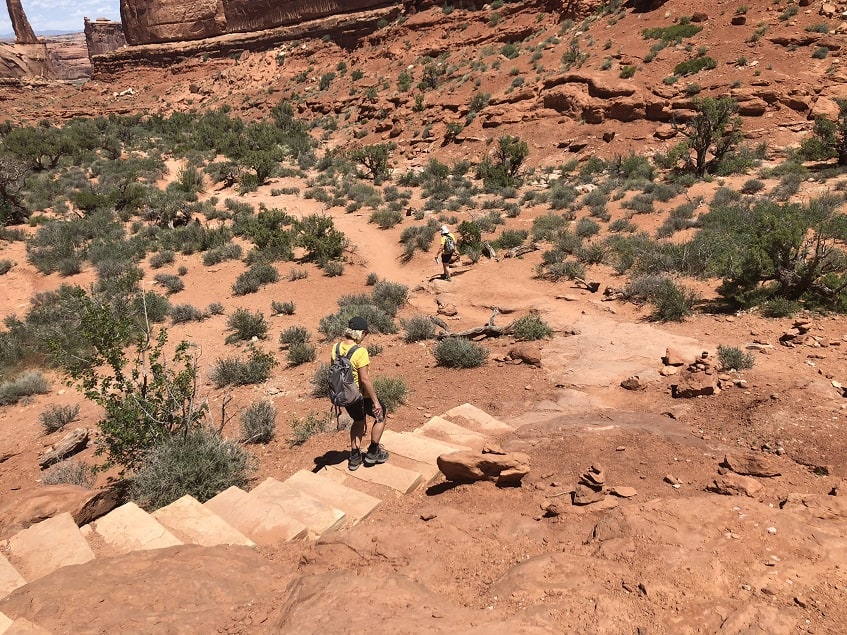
[5,0,38,44]
[437,449,530,486]
[84,18,128,61]
[119,0,393,45]
[0,485,118,540]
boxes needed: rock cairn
[779,319,839,349]
[573,464,606,505]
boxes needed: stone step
[324,459,424,494]
[249,478,346,539]
[6,513,95,582]
[0,611,12,633]
[379,430,469,466]
[82,502,182,555]
[284,470,382,524]
[444,403,513,433]
[414,416,489,450]
[204,485,308,545]
[152,495,255,548]
[3,618,50,634]
[0,554,26,600]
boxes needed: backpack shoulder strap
[334,342,342,358]
[345,344,359,359]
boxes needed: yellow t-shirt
[331,342,370,389]
[440,233,456,250]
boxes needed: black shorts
[345,397,384,422]
[441,252,455,264]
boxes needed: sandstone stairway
[0,403,513,633]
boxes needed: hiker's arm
[434,239,442,260]
[358,365,382,413]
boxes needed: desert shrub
[371,280,409,316]
[538,259,585,281]
[287,342,317,366]
[129,426,255,511]
[240,400,276,444]
[288,267,308,281]
[39,403,80,434]
[211,346,277,387]
[399,221,439,261]
[760,298,799,318]
[674,56,717,76]
[609,218,637,233]
[433,337,488,368]
[154,273,184,294]
[401,314,436,342]
[271,300,296,315]
[279,325,310,346]
[310,363,331,398]
[132,291,171,324]
[41,459,94,487]
[812,47,829,60]
[323,260,344,277]
[625,275,699,322]
[642,21,702,44]
[232,262,279,295]
[170,304,206,324]
[513,314,553,341]
[531,213,570,242]
[149,251,175,269]
[0,371,50,405]
[575,218,600,238]
[740,179,765,195]
[577,242,606,265]
[624,193,655,214]
[0,259,13,275]
[495,229,528,250]
[370,208,403,229]
[373,376,408,413]
[207,302,225,315]
[365,272,379,286]
[202,243,243,266]
[717,344,755,371]
[225,308,268,344]
[295,214,347,264]
[289,412,332,447]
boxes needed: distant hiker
[329,316,388,471]
[434,225,457,281]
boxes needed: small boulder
[707,474,763,497]
[610,486,638,498]
[723,452,781,477]
[672,371,717,398]
[691,12,708,22]
[573,484,606,505]
[662,347,687,366]
[437,450,530,486]
[621,375,647,391]
[507,345,542,367]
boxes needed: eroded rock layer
[119,0,394,45]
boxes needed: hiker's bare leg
[370,417,385,445]
[350,418,366,452]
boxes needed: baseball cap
[348,316,368,332]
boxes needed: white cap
[441,225,450,235]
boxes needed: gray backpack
[328,343,362,407]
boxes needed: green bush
[512,314,553,341]
[202,243,243,266]
[496,229,528,250]
[154,273,184,294]
[373,376,409,413]
[0,371,50,405]
[812,47,829,60]
[130,426,255,511]
[39,403,80,434]
[225,308,268,344]
[674,56,717,77]
[310,363,330,398]
[575,218,601,238]
[642,22,702,43]
[401,314,436,342]
[149,250,175,269]
[760,298,798,318]
[433,337,488,368]
[287,341,316,366]
[0,259,14,275]
[211,346,277,387]
[233,262,279,295]
[370,208,403,229]
[208,302,225,315]
[366,272,379,286]
[271,300,296,315]
[289,412,332,447]
[323,260,344,277]
[372,280,409,316]
[626,275,699,322]
[41,459,94,487]
[288,267,308,281]
[280,325,310,346]
[240,400,276,444]
[170,304,206,324]
[717,344,755,371]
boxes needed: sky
[0,0,120,36]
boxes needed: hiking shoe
[364,444,389,466]
[348,451,363,471]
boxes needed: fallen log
[39,428,89,469]
[504,242,541,258]
[435,308,516,340]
